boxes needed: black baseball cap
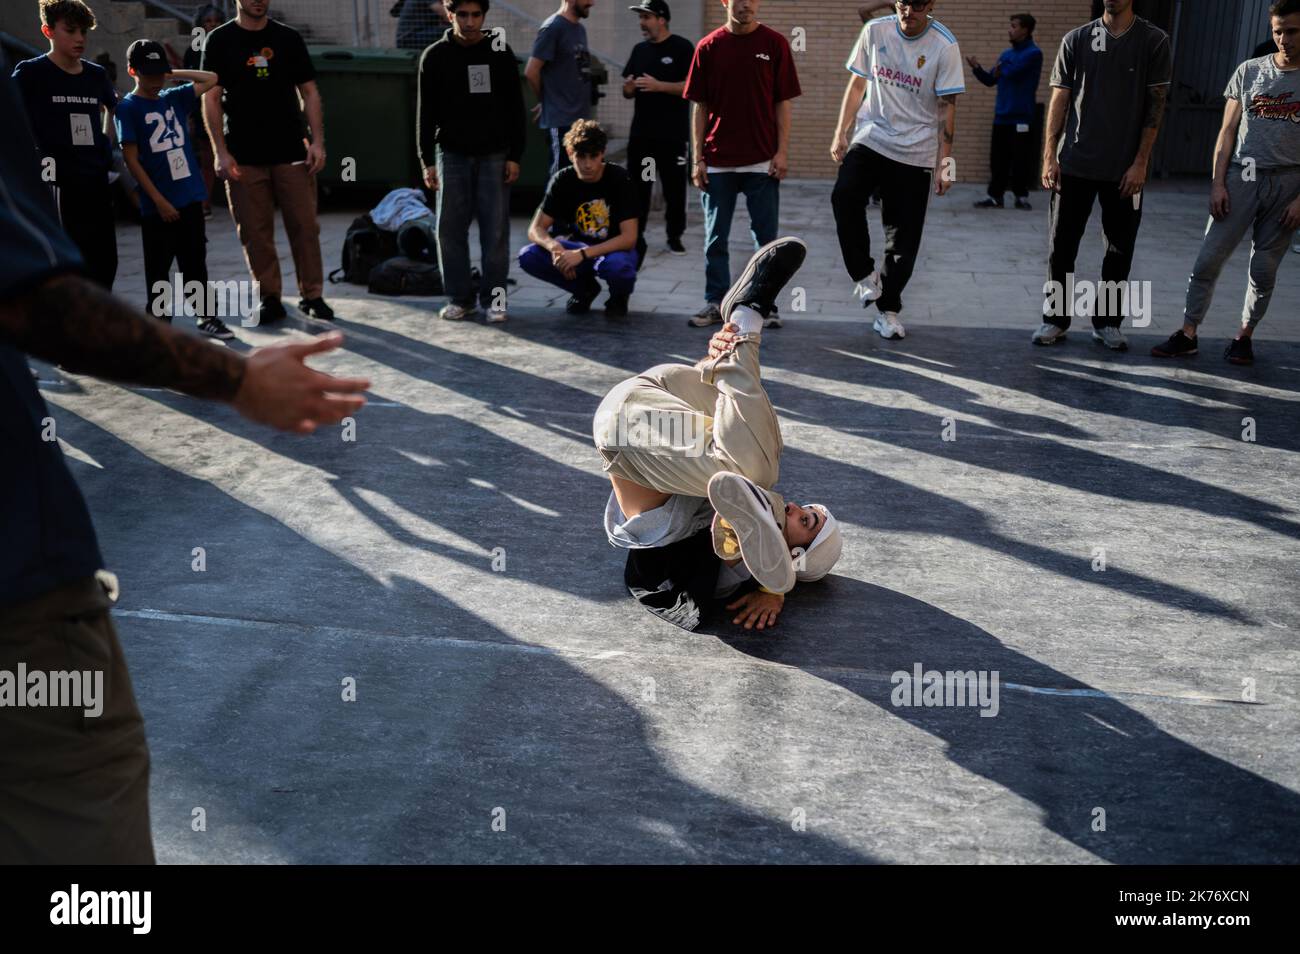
[628,0,670,20]
[126,39,169,76]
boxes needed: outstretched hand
[232,332,370,434]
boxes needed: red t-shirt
[683,24,802,168]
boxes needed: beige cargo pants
[593,336,787,522]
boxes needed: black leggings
[141,201,207,318]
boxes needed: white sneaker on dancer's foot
[873,311,905,340]
[707,472,796,595]
[1092,326,1129,351]
[854,271,882,305]
[440,302,478,321]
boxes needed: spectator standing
[968,12,1042,210]
[525,0,595,176]
[518,120,639,316]
[418,0,526,324]
[11,0,118,290]
[1033,0,1172,351]
[115,40,234,339]
[201,0,334,325]
[684,0,800,329]
[622,0,695,264]
[1152,0,1300,366]
[829,0,963,341]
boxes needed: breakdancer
[592,236,843,631]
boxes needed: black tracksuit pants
[831,143,932,315]
[1045,173,1144,330]
[627,136,687,268]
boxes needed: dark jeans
[988,123,1035,200]
[54,179,117,290]
[700,171,779,304]
[434,148,511,307]
[518,238,638,297]
[142,201,207,317]
[1045,173,1144,330]
[0,576,154,864]
[831,143,932,314]
[627,136,688,267]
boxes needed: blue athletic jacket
[972,38,1043,126]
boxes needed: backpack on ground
[367,256,444,296]
[329,214,400,285]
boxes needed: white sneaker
[853,270,882,305]
[1092,326,1129,351]
[486,306,508,324]
[872,311,905,340]
[439,302,478,321]
[1031,322,1067,346]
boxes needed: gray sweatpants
[1183,166,1300,331]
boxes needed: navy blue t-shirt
[115,83,209,216]
[0,60,104,609]
[10,54,117,187]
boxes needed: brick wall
[701,0,1095,183]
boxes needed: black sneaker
[1151,329,1197,358]
[1225,336,1254,365]
[566,280,600,315]
[254,295,287,325]
[298,297,335,321]
[720,236,807,324]
[973,197,1004,209]
[667,237,687,255]
[1014,197,1033,211]
[604,292,629,317]
[198,316,235,340]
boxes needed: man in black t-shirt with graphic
[622,0,694,265]
[518,120,640,316]
[201,0,333,324]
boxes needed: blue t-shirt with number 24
[114,83,208,216]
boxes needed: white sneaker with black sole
[872,311,905,340]
[707,472,795,595]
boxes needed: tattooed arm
[935,94,958,196]
[0,274,370,433]
[1121,85,1168,198]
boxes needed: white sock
[731,304,764,336]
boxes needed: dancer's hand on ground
[707,322,739,360]
[233,332,370,435]
[728,590,784,630]
[1209,182,1230,221]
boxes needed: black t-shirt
[0,62,105,609]
[540,163,638,243]
[622,34,694,142]
[10,54,117,186]
[201,18,315,165]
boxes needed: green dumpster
[308,45,553,207]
